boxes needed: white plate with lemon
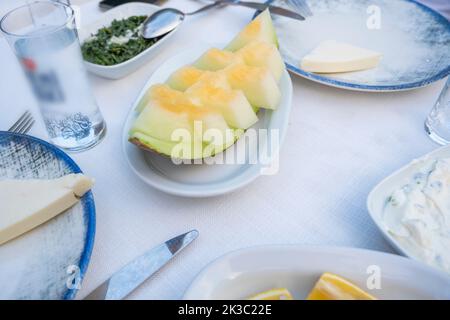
[122,10,292,197]
[183,245,450,300]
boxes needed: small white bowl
[367,145,450,272]
[78,3,180,79]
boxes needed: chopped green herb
[81,16,160,66]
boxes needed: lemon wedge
[248,288,294,300]
[307,273,377,300]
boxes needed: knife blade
[219,0,305,21]
[84,230,199,300]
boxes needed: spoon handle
[186,1,223,16]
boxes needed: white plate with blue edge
[183,245,450,300]
[261,0,450,91]
[0,132,95,299]
[122,44,293,197]
[367,145,450,275]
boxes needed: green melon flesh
[130,100,194,142]
[237,40,285,82]
[192,71,231,90]
[129,9,284,159]
[130,132,203,159]
[225,9,278,52]
[135,84,186,114]
[129,87,236,159]
[223,63,281,110]
[193,48,243,71]
[187,81,258,130]
[166,66,204,91]
[130,131,240,160]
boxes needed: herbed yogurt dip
[382,157,450,274]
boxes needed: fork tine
[289,0,312,17]
[19,119,35,135]
[14,113,32,132]
[8,111,31,132]
[15,114,34,135]
[300,0,312,16]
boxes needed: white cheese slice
[301,40,382,73]
[0,174,94,245]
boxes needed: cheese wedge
[0,174,93,245]
[301,40,381,73]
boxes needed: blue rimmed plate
[0,132,95,299]
[260,0,450,91]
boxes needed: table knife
[218,0,305,21]
[84,230,199,300]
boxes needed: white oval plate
[183,245,450,300]
[367,145,450,274]
[78,3,181,79]
[122,44,293,197]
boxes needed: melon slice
[187,81,258,129]
[193,48,243,71]
[130,98,196,143]
[223,63,281,110]
[192,71,232,90]
[166,66,204,91]
[129,86,235,159]
[225,9,278,52]
[237,40,285,82]
[129,132,202,159]
[135,84,186,113]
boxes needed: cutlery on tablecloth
[8,111,35,135]
[142,0,304,39]
[219,0,305,20]
[286,0,312,17]
[84,230,199,300]
[99,0,167,10]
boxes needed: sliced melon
[135,84,186,113]
[237,40,285,82]
[225,9,278,52]
[129,132,202,159]
[223,63,281,110]
[193,48,243,71]
[191,71,231,91]
[187,82,258,129]
[130,100,195,143]
[129,87,235,159]
[129,9,284,159]
[166,66,204,91]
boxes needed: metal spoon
[141,2,222,39]
[141,0,304,39]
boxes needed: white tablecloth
[0,0,448,300]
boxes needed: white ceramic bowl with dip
[78,3,181,79]
[367,145,450,276]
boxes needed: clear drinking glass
[425,78,450,145]
[0,1,106,152]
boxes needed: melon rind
[225,9,278,52]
